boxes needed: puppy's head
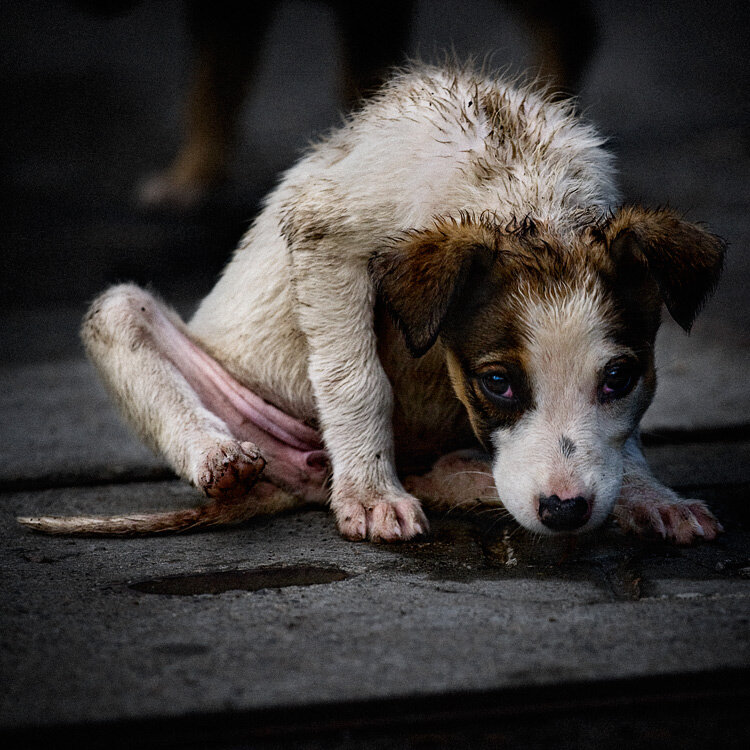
[370,207,725,535]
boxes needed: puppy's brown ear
[369,219,497,356]
[604,206,726,332]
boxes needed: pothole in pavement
[129,564,351,595]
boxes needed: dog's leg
[614,434,723,544]
[138,5,274,209]
[80,284,269,498]
[403,450,498,514]
[18,284,329,535]
[288,240,428,542]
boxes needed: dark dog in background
[81,0,596,208]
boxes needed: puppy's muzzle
[538,494,592,531]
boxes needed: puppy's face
[442,270,656,535]
[371,207,724,535]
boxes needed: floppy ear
[369,218,497,356]
[604,206,726,332]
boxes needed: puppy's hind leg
[82,284,266,498]
[18,284,271,534]
[403,450,499,514]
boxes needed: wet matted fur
[19,63,725,544]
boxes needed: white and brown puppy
[19,64,725,544]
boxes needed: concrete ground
[1,1,749,747]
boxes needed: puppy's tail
[16,482,302,536]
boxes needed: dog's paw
[403,449,496,512]
[614,494,722,545]
[197,441,266,500]
[332,487,429,543]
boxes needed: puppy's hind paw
[333,489,429,543]
[615,495,723,545]
[197,441,266,500]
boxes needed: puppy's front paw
[332,487,429,543]
[615,494,722,545]
[197,441,266,500]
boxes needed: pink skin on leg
[150,304,330,503]
[18,287,331,536]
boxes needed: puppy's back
[188,64,618,416]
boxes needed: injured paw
[615,493,723,545]
[197,441,266,500]
[332,487,429,543]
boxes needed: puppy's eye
[600,359,638,402]
[480,372,514,400]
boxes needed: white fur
[490,283,637,534]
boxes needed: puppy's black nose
[538,494,591,531]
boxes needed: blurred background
[1,0,748,367]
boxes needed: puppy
[19,64,725,544]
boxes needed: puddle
[129,564,351,596]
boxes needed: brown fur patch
[446,347,535,447]
[374,305,477,474]
[372,208,723,450]
[370,214,503,356]
[601,206,726,332]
